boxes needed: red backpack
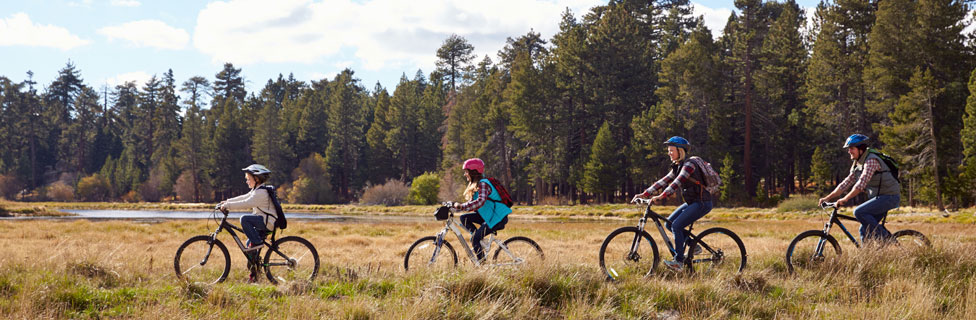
[486,177,514,208]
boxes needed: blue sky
[1,0,821,98]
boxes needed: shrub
[0,174,24,200]
[46,181,75,202]
[777,194,822,213]
[408,172,440,205]
[174,170,211,203]
[359,179,409,206]
[438,169,466,203]
[120,190,140,203]
[286,153,334,204]
[75,174,110,202]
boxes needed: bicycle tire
[599,226,660,281]
[174,235,231,284]
[687,227,747,274]
[892,229,931,248]
[263,236,320,285]
[404,236,458,271]
[492,236,544,266]
[785,230,842,274]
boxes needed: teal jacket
[475,178,512,228]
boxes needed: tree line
[1,0,974,208]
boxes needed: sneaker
[691,245,703,256]
[247,273,259,284]
[663,259,684,272]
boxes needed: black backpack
[258,185,287,229]
[867,148,900,182]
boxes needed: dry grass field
[0,204,974,319]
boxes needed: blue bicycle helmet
[663,136,691,151]
[843,134,869,149]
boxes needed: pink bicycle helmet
[462,158,484,174]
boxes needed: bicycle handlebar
[821,202,838,209]
[632,198,653,205]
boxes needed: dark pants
[666,201,713,262]
[240,215,269,247]
[460,213,508,260]
[854,194,898,243]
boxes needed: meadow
[0,203,974,319]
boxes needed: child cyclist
[452,158,512,261]
[217,164,280,282]
[632,136,713,271]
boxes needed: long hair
[462,169,483,201]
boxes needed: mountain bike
[785,202,931,274]
[174,207,320,284]
[599,198,746,280]
[403,202,544,271]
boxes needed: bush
[0,174,24,200]
[408,172,440,205]
[76,174,110,202]
[286,153,334,204]
[776,194,821,213]
[46,181,75,202]
[359,179,409,206]
[174,170,211,203]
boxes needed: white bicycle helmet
[242,164,272,176]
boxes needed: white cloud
[691,2,733,39]
[98,20,189,50]
[193,0,602,70]
[104,71,152,87]
[0,13,89,50]
[110,0,141,7]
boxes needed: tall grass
[0,218,973,318]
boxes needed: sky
[0,0,823,98]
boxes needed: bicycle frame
[432,211,523,267]
[632,200,717,264]
[815,204,863,252]
[202,210,292,269]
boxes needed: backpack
[867,148,900,182]
[486,177,515,208]
[685,156,722,195]
[257,185,287,230]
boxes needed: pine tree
[810,146,833,194]
[324,70,366,201]
[962,68,976,203]
[435,34,475,92]
[583,121,621,202]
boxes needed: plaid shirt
[458,181,491,212]
[643,161,697,198]
[835,157,881,193]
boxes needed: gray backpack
[685,156,722,195]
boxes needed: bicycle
[599,198,746,280]
[403,202,544,271]
[785,202,931,274]
[174,207,320,284]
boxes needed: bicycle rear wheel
[264,236,320,285]
[688,227,746,275]
[599,227,659,281]
[892,229,931,249]
[492,236,544,267]
[404,236,457,272]
[174,235,230,284]
[785,230,842,274]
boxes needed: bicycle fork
[814,220,834,259]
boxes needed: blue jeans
[853,195,899,242]
[460,213,508,260]
[240,214,269,247]
[666,201,713,262]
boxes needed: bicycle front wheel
[174,235,230,284]
[264,236,320,285]
[688,227,746,275]
[404,236,457,272]
[599,227,659,281]
[785,230,842,274]
[492,236,544,267]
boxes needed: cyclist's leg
[240,215,266,248]
[471,224,489,260]
[669,202,710,262]
[460,213,483,233]
[665,203,690,231]
[853,195,898,242]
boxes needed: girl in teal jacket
[452,158,512,260]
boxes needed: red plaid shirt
[835,158,881,193]
[642,161,697,198]
[458,181,491,212]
